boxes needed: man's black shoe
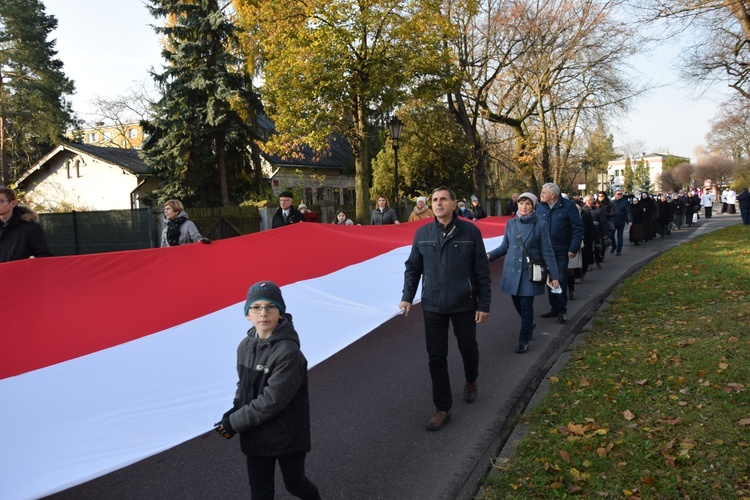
[558,313,567,323]
[540,311,558,318]
[515,342,529,354]
[610,246,615,254]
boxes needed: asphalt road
[46,213,741,500]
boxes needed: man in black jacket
[271,191,305,229]
[398,186,491,431]
[0,187,52,263]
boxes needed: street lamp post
[582,160,590,196]
[388,116,403,219]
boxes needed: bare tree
[694,156,737,187]
[659,161,693,190]
[83,79,159,148]
[634,0,750,99]
[706,96,750,159]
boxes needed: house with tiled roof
[16,143,158,211]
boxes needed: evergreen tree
[0,0,75,185]
[142,0,259,207]
[584,120,618,190]
[623,156,634,193]
[634,157,652,193]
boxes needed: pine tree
[0,0,75,185]
[142,0,259,207]
[623,156,634,193]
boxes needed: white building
[16,144,157,211]
[606,153,690,194]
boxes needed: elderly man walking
[398,185,491,432]
[536,183,583,323]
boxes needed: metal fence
[38,206,263,256]
[39,209,158,256]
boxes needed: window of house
[75,159,82,178]
[103,131,112,141]
[87,133,97,142]
[66,161,71,179]
[128,128,138,139]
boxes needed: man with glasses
[271,191,305,229]
[610,190,632,256]
[0,186,52,263]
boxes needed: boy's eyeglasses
[248,305,278,314]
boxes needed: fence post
[72,210,80,255]
[146,207,155,248]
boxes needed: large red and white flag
[0,217,507,499]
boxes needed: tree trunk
[216,135,229,207]
[354,102,370,225]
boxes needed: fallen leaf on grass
[623,409,635,421]
[641,476,658,486]
[568,422,586,435]
[560,450,571,462]
[738,419,750,426]
[718,362,729,371]
[679,438,696,450]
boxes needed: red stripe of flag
[1,217,507,379]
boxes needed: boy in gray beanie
[215,281,321,499]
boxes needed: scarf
[516,210,536,223]
[166,216,187,246]
[412,205,429,216]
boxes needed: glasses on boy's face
[248,305,278,314]
[615,193,623,196]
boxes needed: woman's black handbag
[513,219,548,283]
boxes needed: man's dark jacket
[401,214,491,314]
[271,207,305,229]
[536,196,583,256]
[0,206,52,263]
[611,196,632,226]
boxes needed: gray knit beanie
[244,281,286,316]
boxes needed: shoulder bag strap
[513,218,533,263]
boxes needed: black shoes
[515,342,529,354]
[540,310,558,318]
[610,246,615,254]
[569,290,576,300]
[558,312,567,323]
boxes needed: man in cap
[271,191,305,228]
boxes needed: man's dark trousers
[423,310,478,411]
[613,224,626,253]
[547,254,569,314]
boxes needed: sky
[43,0,731,163]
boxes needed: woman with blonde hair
[161,199,208,247]
[370,195,400,225]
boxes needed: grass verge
[480,225,750,499]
